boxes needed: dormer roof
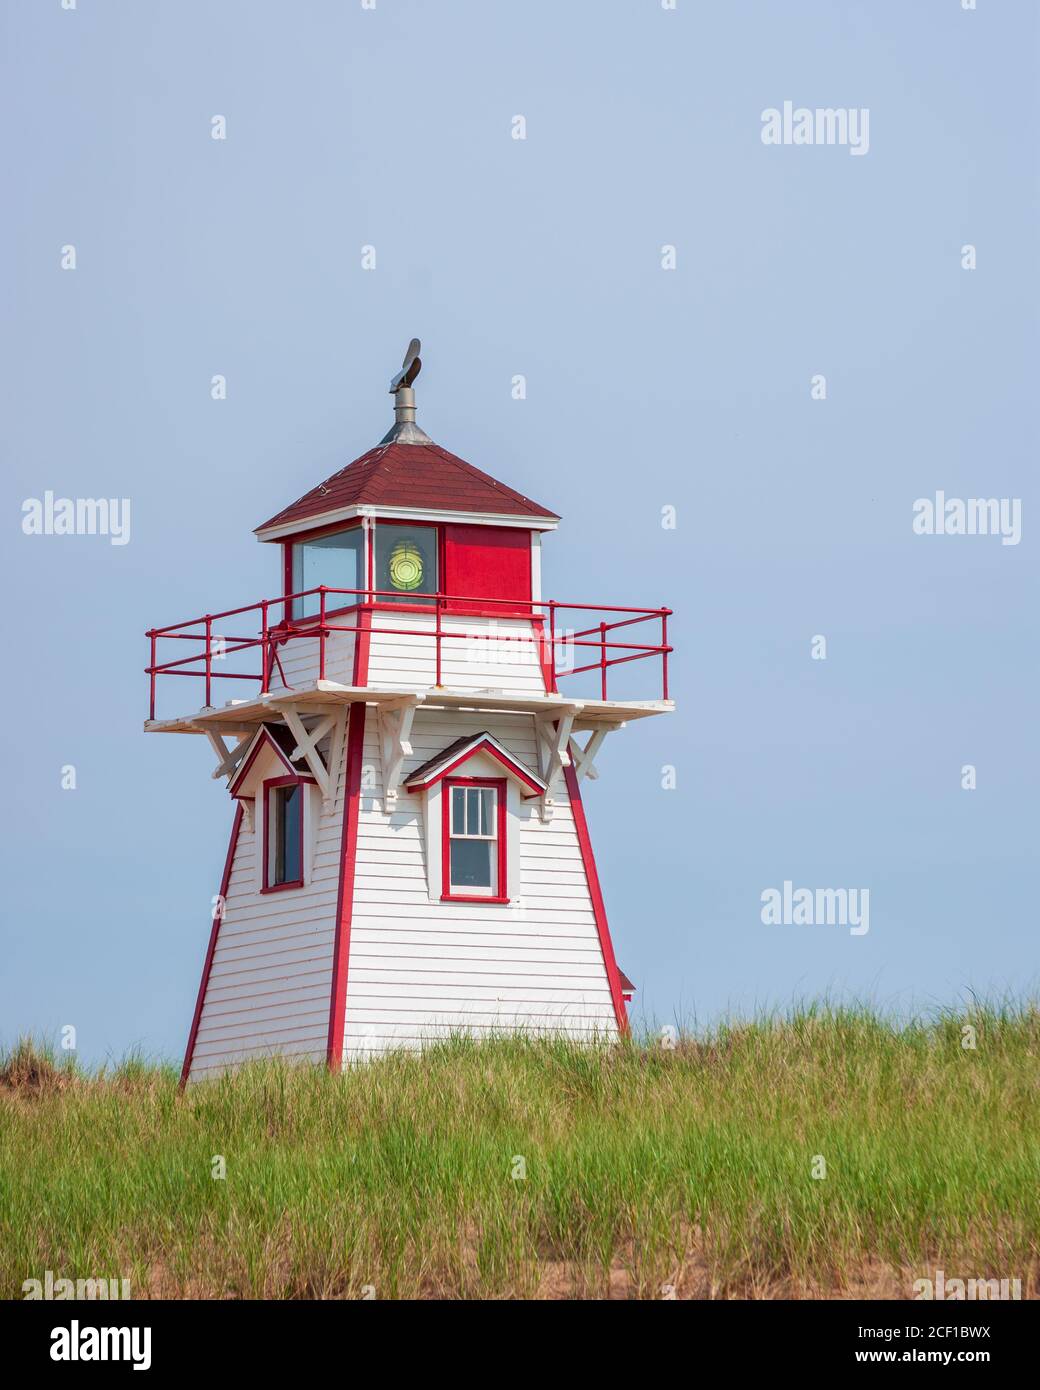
[404,731,547,798]
[227,723,310,798]
[255,441,559,540]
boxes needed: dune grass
[1,1005,1038,1299]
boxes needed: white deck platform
[144,679,674,736]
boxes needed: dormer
[403,731,548,904]
[226,723,320,893]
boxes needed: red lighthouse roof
[255,440,559,538]
[257,341,558,536]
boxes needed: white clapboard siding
[265,628,356,693]
[366,611,547,694]
[347,940,606,963]
[340,707,617,1061]
[344,1019,616,1061]
[187,734,346,1080]
[188,702,619,1077]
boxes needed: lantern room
[256,337,555,622]
[242,338,563,695]
[257,443,555,625]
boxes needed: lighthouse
[146,343,674,1081]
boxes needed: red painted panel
[443,525,532,613]
[326,701,368,1071]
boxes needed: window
[291,527,364,619]
[264,780,303,890]
[442,779,506,901]
[374,523,438,604]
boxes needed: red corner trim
[326,701,367,1070]
[179,802,244,1086]
[352,605,372,685]
[563,761,629,1036]
[531,614,554,695]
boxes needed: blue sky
[1,0,1036,1065]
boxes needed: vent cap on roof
[380,337,433,445]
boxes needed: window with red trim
[442,777,507,902]
[263,777,304,891]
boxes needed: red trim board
[260,776,306,894]
[179,803,244,1086]
[351,606,372,686]
[563,761,629,1035]
[325,700,367,1070]
[440,776,509,904]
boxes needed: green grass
[1,1005,1038,1299]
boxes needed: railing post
[204,616,213,707]
[148,632,156,721]
[319,586,327,681]
[600,621,608,700]
[435,595,443,687]
[661,610,669,701]
[548,603,558,693]
[261,600,270,693]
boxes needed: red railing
[145,586,672,720]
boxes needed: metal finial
[380,338,432,445]
[389,338,422,394]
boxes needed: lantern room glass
[374,524,438,604]
[291,528,364,619]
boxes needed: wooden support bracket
[566,726,622,784]
[322,708,348,812]
[379,696,421,811]
[206,730,253,782]
[280,704,331,799]
[533,708,578,822]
